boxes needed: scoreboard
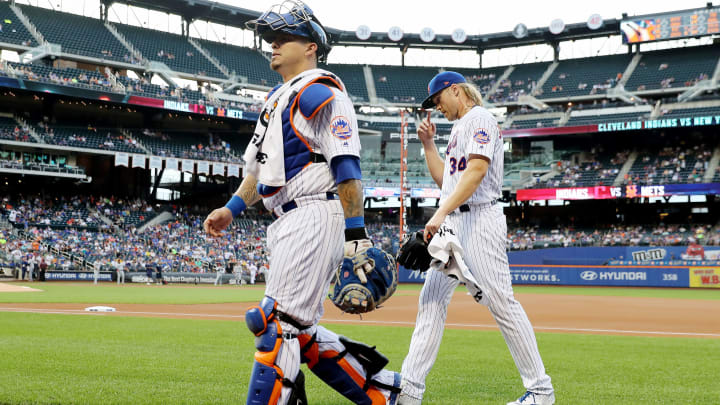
[621,6,720,43]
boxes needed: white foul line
[1,307,719,338]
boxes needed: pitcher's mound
[0,283,42,292]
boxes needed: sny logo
[256,152,268,164]
[330,116,353,140]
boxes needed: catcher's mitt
[396,231,433,271]
[329,247,398,314]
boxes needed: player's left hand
[424,209,448,242]
[343,239,374,282]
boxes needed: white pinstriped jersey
[262,87,361,211]
[440,106,503,204]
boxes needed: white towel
[427,223,488,305]
[243,68,343,187]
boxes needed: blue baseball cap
[421,71,467,109]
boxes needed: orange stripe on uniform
[366,387,386,405]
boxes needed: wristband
[345,216,364,229]
[224,195,247,218]
[345,227,368,241]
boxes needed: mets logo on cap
[473,128,490,144]
[330,115,352,139]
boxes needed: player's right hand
[203,207,232,237]
[417,111,436,143]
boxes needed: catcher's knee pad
[246,297,306,405]
[298,333,393,405]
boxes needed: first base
[85,306,116,312]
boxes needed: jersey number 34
[449,156,467,175]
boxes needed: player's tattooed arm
[235,174,261,206]
[337,179,364,218]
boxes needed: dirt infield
[0,282,42,292]
[1,289,718,338]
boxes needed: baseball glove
[329,245,398,314]
[396,231,433,271]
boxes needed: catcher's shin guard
[298,332,395,404]
[246,297,306,405]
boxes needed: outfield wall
[398,246,720,288]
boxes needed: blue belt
[271,192,337,219]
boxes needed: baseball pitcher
[396,72,555,405]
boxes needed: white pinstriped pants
[401,205,553,399]
[263,199,397,404]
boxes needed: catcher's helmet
[245,0,331,63]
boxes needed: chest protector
[257,76,341,197]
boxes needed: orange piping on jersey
[299,83,335,120]
[288,76,344,153]
[259,187,283,198]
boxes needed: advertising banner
[45,271,112,281]
[508,265,689,287]
[364,187,401,198]
[689,267,720,288]
[517,183,720,201]
[181,159,194,173]
[131,154,146,168]
[410,188,442,198]
[227,164,240,178]
[165,158,179,171]
[149,156,162,170]
[211,163,225,176]
[114,152,129,167]
[197,161,210,175]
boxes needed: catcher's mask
[245,0,331,63]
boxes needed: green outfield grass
[1,311,718,404]
[1,282,718,305]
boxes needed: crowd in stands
[624,143,711,185]
[535,149,629,188]
[6,192,720,278]
[10,64,114,92]
[0,124,33,142]
[488,76,538,103]
[507,223,720,250]
[1,194,270,274]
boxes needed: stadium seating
[321,63,369,102]
[37,124,146,154]
[454,66,507,99]
[510,116,558,129]
[490,61,549,103]
[0,2,38,47]
[539,54,631,99]
[565,111,649,126]
[657,105,720,121]
[9,62,115,93]
[113,23,225,78]
[195,38,280,87]
[533,150,629,188]
[373,65,439,104]
[625,45,720,92]
[0,116,34,143]
[19,5,128,63]
[131,130,235,162]
[625,139,710,185]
